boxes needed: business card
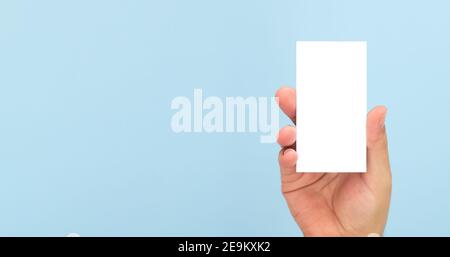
[296,41,367,172]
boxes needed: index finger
[275,86,296,123]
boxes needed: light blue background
[0,0,449,236]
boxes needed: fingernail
[284,148,295,156]
[379,110,387,129]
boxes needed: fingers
[277,125,296,147]
[279,148,297,175]
[278,125,297,174]
[275,86,296,123]
[364,106,391,190]
[276,85,297,175]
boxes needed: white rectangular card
[296,41,367,173]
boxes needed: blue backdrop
[0,0,449,236]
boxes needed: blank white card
[296,41,367,172]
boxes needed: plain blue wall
[0,0,449,236]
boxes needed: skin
[276,86,392,236]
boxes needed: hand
[276,86,392,236]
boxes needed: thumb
[364,106,392,191]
